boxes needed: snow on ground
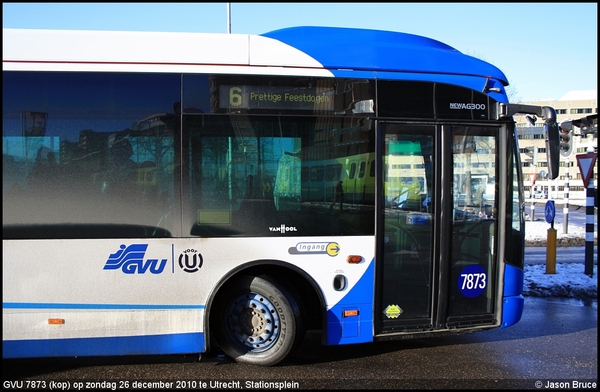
[523,220,597,300]
[524,262,597,299]
[524,218,596,245]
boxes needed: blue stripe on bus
[262,27,508,85]
[502,263,524,298]
[501,263,525,328]
[3,303,204,310]
[3,333,204,358]
[326,259,375,345]
[501,295,524,328]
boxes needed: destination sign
[219,85,335,111]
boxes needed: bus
[2,26,560,366]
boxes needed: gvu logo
[104,244,167,274]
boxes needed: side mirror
[539,106,560,180]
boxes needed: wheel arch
[204,259,326,354]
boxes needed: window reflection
[449,128,498,317]
[3,72,180,237]
[186,115,375,237]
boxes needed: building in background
[513,90,597,201]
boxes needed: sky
[2,2,597,103]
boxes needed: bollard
[545,227,557,274]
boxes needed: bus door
[377,123,499,334]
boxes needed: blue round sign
[457,265,487,298]
[545,200,555,223]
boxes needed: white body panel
[2,29,332,77]
[3,236,374,341]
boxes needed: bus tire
[212,275,304,366]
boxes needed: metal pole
[584,166,595,277]
[563,158,569,234]
[226,3,231,34]
[531,147,537,221]
[530,182,535,221]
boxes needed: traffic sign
[545,200,555,224]
[529,172,537,186]
[576,153,597,188]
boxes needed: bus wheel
[212,275,304,366]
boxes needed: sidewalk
[524,219,597,247]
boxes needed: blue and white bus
[2,26,560,366]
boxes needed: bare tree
[464,51,522,102]
[505,85,522,103]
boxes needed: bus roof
[262,26,509,85]
[2,26,508,94]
